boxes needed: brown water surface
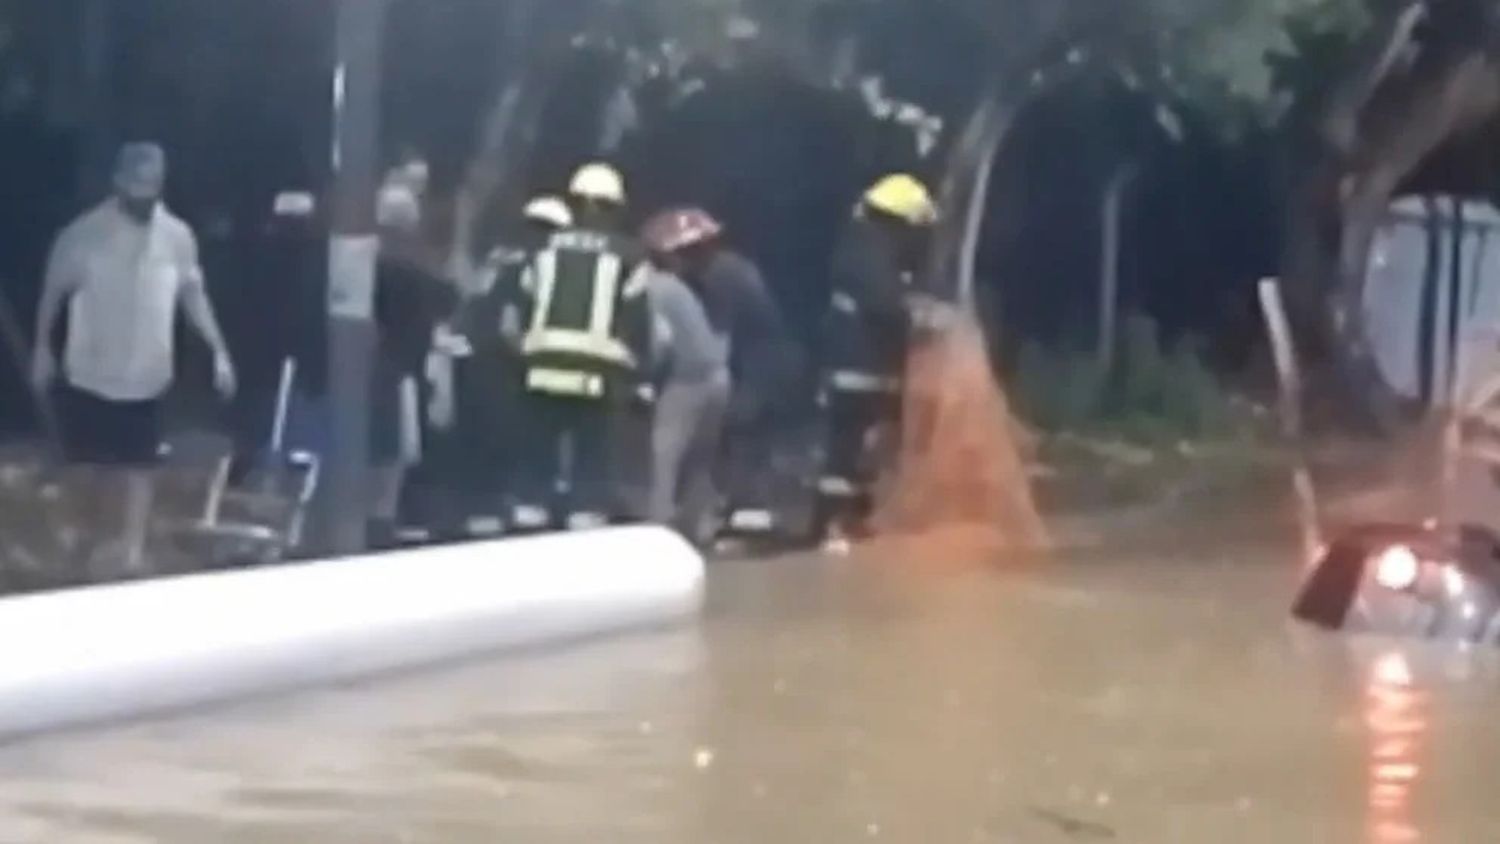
[1,524,1498,842]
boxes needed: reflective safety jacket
[822,218,913,397]
[517,227,652,399]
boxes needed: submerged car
[1293,522,1500,644]
[1291,359,1500,644]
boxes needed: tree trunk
[928,65,1075,305]
[1319,0,1427,157]
[447,0,554,275]
[1097,162,1137,371]
[1283,36,1500,430]
[925,83,1007,299]
[1339,52,1500,424]
[955,125,1000,311]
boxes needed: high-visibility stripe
[522,328,635,367]
[728,509,776,532]
[398,377,423,464]
[526,367,605,398]
[522,244,641,371]
[590,251,622,336]
[424,348,455,430]
[529,250,559,335]
[827,369,901,394]
[831,291,858,315]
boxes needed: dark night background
[3,0,1482,439]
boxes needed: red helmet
[642,207,723,254]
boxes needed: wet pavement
[1,524,1499,842]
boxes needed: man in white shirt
[31,142,236,577]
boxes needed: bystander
[31,143,236,577]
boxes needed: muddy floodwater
[1,520,1499,843]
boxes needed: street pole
[321,0,386,555]
[1097,162,1138,373]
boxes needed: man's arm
[621,264,656,372]
[177,229,236,396]
[31,227,82,389]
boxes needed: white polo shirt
[45,201,203,402]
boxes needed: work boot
[394,525,433,547]
[465,515,506,538]
[86,539,152,582]
[366,519,398,551]
[509,504,550,533]
[566,512,609,532]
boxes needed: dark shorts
[58,384,164,467]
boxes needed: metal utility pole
[320,0,387,555]
[1097,162,1138,372]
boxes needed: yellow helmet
[523,195,574,229]
[863,174,937,226]
[569,162,627,205]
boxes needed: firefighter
[418,196,575,537]
[816,173,937,546]
[509,164,654,531]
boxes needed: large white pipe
[0,526,705,740]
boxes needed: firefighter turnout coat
[517,227,653,400]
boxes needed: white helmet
[568,162,627,205]
[376,184,421,232]
[523,195,574,229]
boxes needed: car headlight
[1373,545,1422,591]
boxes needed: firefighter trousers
[817,385,902,534]
[514,392,616,526]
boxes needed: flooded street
[2,523,1500,842]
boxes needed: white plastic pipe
[0,526,705,740]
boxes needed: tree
[1119,0,1500,426]
[449,0,1500,417]
[965,0,1500,428]
[1279,1,1500,426]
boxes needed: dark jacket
[375,253,456,379]
[824,218,912,384]
[692,250,785,399]
[454,246,527,353]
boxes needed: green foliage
[642,0,1372,136]
[1014,342,1110,431]
[1014,315,1242,443]
[1135,0,1369,132]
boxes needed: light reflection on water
[1365,650,1426,844]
